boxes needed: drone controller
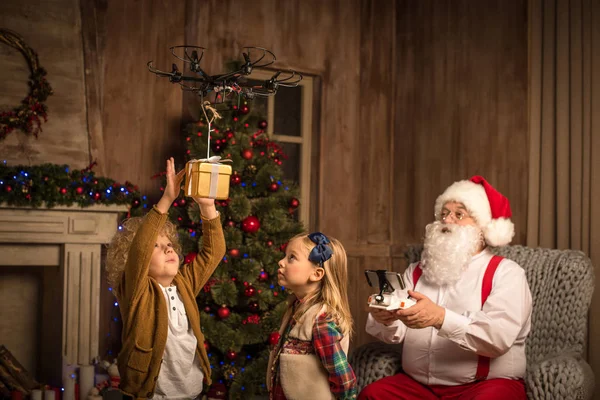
[364,270,416,311]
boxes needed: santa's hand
[394,290,445,329]
[370,307,398,326]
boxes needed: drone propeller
[147,61,183,83]
[243,47,276,69]
[272,70,303,87]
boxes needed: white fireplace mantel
[0,203,128,390]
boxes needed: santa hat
[434,176,515,246]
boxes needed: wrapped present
[185,157,232,200]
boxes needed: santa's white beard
[421,221,482,286]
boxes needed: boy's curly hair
[105,216,182,290]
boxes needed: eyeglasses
[435,210,471,221]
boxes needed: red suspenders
[412,255,503,381]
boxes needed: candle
[62,373,75,400]
[79,365,95,400]
[44,390,55,400]
[31,390,43,400]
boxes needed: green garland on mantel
[0,162,147,216]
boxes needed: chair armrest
[349,342,403,393]
[526,354,595,400]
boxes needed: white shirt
[366,248,532,386]
[154,284,204,400]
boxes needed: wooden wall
[178,0,529,349]
[0,0,89,169]
[1,0,528,356]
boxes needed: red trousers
[358,373,526,400]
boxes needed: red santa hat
[434,175,515,246]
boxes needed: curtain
[527,0,600,382]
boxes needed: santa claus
[361,176,532,400]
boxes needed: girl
[106,157,226,400]
[267,232,357,399]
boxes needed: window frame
[249,69,314,228]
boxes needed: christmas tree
[168,100,304,398]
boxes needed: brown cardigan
[114,207,226,399]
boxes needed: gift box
[185,160,232,200]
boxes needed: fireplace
[0,204,127,395]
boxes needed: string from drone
[200,100,222,159]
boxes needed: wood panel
[358,0,396,245]
[92,0,186,197]
[83,0,527,355]
[392,0,529,249]
[0,0,90,169]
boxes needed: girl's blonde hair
[105,216,182,291]
[289,233,354,338]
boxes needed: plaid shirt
[271,310,357,400]
[313,313,357,399]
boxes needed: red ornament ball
[226,350,237,360]
[289,197,300,208]
[267,240,273,247]
[279,242,288,253]
[184,252,197,264]
[229,248,240,258]
[240,104,250,115]
[204,306,211,313]
[244,286,256,297]
[59,188,67,195]
[217,306,230,319]
[226,130,235,139]
[93,192,101,201]
[204,341,210,351]
[268,182,279,192]
[258,271,268,282]
[76,187,84,195]
[258,120,268,129]
[241,216,260,233]
[179,198,186,206]
[248,301,259,313]
[269,332,281,346]
[242,149,253,160]
[226,220,236,228]
[5,185,13,192]
[230,174,242,185]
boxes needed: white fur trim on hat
[434,180,492,227]
[434,179,515,246]
[482,218,515,246]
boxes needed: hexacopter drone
[147,46,302,103]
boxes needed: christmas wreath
[0,28,53,140]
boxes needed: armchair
[349,245,595,399]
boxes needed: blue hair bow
[307,232,333,266]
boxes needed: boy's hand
[163,157,185,202]
[156,157,185,214]
[193,197,216,207]
[193,196,218,220]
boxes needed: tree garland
[0,161,147,217]
[0,29,53,140]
